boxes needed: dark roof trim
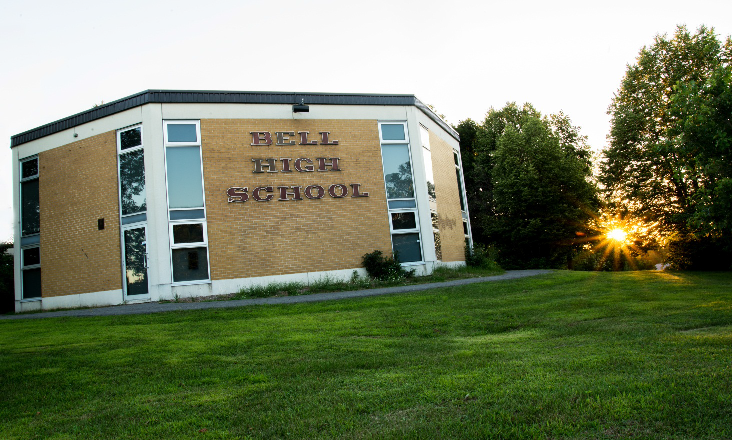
[11,90,458,147]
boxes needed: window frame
[453,148,472,244]
[163,120,202,147]
[117,124,144,153]
[115,124,152,299]
[388,210,420,233]
[19,156,40,239]
[169,222,208,247]
[164,123,207,218]
[120,222,151,298]
[419,125,441,262]
[379,122,411,144]
[117,124,147,223]
[168,221,210,285]
[19,156,41,300]
[163,120,211,286]
[378,121,423,264]
[454,149,467,214]
[20,244,41,300]
[20,156,39,182]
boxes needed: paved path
[1,270,552,320]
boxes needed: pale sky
[2,0,731,242]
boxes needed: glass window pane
[173,224,204,244]
[166,146,204,209]
[391,212,417,230]
[120,149,147,215]
[22,268,42,299]
[172,247,209,282]
[381,144,414,200]
[124,228,148,296]
[392,233,422,263]
[22,159,38,179]
[167,124,198,143]
[21,179,40,236]
[20,235,40,246]
[121,213,147,225]
[456,168,465,211]
[120,127,142,150]
[388,200,416,209]
[463,221,469,236]
[420,126,431,151]
[381,124,406,141]
[170,209,205,220]
[23,248,40,266]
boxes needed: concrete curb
[1,270,553,320]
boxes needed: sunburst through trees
[575,211,660,271]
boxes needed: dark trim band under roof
[11,90,459,147]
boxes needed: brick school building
[10,90,471,312]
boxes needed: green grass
[1,271,731,439]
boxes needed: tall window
[20,156,41,299]
[20,157,40,237]
[117,125,149,297]
[454,150,470,242]
[118,126,147,224]
[379,122,422,263]
[164,120,210,283]
[420,126,441,260]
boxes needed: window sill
[171,280,212,287]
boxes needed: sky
[1,0,731,243]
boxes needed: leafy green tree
[602,25,732,269]
[670,66,732,232]
[457,103,599,269]
[455,118,492,245]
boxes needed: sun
[606,228,628,243]
[579,209,660,271]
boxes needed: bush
[465,243,500,270]
[361,250,412,281]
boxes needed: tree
[457,103,599,269]
[601,25,732,269]
[455,118,492,245]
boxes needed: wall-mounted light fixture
[293,97,309,113]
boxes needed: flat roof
[10,90,459,147]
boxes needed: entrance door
[123,226,149,296]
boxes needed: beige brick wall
[201,119,393,280]
[39,131,122,297]
[430,131,466,262]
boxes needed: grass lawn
[1,271,731,439]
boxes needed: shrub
[361,250,411,281]
[571,249,612,271]
[465,243,500,270]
